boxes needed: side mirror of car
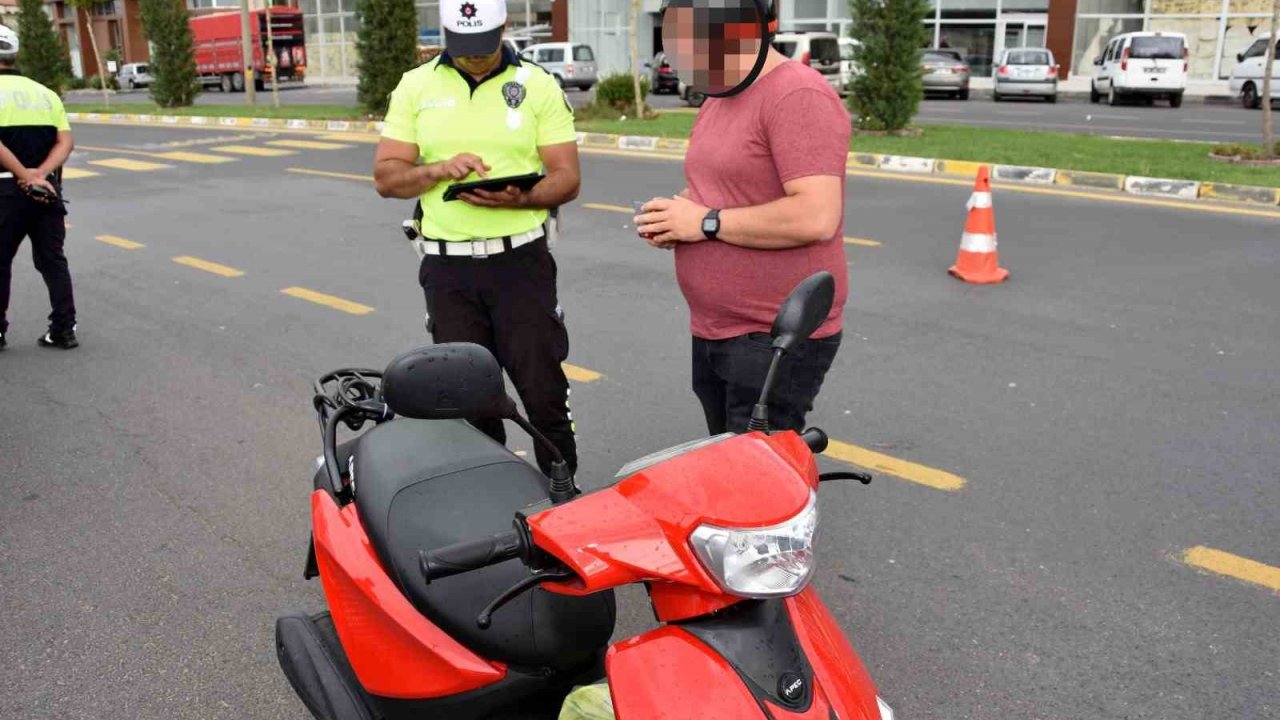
[1237,52,1244,63]
[1094,55,1103,66]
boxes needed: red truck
[190,7,307,93]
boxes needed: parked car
[116,62,151,90]
[677,79,706,108]
[1090,31,1188,107]
[649,52,680,94]
[922,49,970,99]
[771,31,843,94]
[838,37,861,95]
[992,47,1058,102]
[520,42,598,91]
[1228,34,1279,109]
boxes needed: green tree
[847,0,931,132]
[65,0,113,105]
[16,0,71,92]
[139,0,200,107]
[355,0,418,114]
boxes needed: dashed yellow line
[96,234,144,249]
[824,439,967,491]
[844,237,882,247]
[583,202,633,214]
[287,167,372,182]
[62,168,100,179]
[89,158,171,172]
[268,139,352,151]
[156,151,237,164]
[173,256,245,277]
[213,145,295,157]
[1182,546,1280,593]
[562,363,603,383]
[281,287,374,315]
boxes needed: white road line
[1182,119,1247,126]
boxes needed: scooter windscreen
[661,0,771,99]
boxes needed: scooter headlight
[689,492,817,598]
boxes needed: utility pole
[631,0,643,119]
[1262,0,1278,156]
[525,0,531,33]
[266,0,280,108]
[239,0,256,104]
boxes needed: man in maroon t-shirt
[637,1,850,434]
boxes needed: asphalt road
[2,122,1278,720]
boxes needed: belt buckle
[471,239,489,259]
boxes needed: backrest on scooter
[352,418,616,672]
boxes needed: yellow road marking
[173,256,245,277]
[583,203,633,213]
[96,234,144,249]
[287,167,371,182]
[578,147,1280,221]
[320,133,382,144]
[823,439,966,491]
[844,237,881,247]
[156,151,237,164]
[268,139,352,151]
[90,157,171,172]
[562,363,603,383]
[281,287,374,315]
[1182,546,1280,593]
[61,168,100,179]
[212,145,295,157]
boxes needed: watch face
[703,217,718,232]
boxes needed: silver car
[993,48,1059,102]
[520,42,598,91]
[922,50,970,100]
[116,62,151,90]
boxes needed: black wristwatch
[701,209,721,241]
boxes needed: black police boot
[38,327,78,350]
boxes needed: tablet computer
[442,172,546,202]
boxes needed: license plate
[1144,67,1167,74]
[933,67,951,74]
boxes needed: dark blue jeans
[691,332,842,435]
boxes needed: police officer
[374,0,581,474]
[0,26,77,351]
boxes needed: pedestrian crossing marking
[96,235,144,250]
[1183,546,1280,593]
[62,168,101,179]
[156,151,238,164]
[583,203,632,214]
[562,364,603,383]
[319,133,381,144]
[844,237,882,247]
[211,145,296,157]
[267,139,352,151]
[281,287,374,315]
[90,158,172,172]
[173,256,245,277]
[286,168,371,182]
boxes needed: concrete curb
[68,114,1280,207]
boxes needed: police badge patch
[502,81,526,109]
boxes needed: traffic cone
[949,166,1008,284]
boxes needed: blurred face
[662,0,767,96]
[454,46,504,77]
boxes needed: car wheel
[1169,92,1183,109]
[1090,82,1100,104]
[554,74,565,89]
[1047,93,1057,104]
[959,88,969,101]
[1242,83,1260,110]
[220,74,233,93]
[686,88,706,108]
[1108,86,1120,106]
[231,72,245,92]
[127,79,135,90]
[992,91,1002,102]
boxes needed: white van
[1089,31,1188,108]
[771,31,843,94]
[838,37,862,95]
[1228,34,1279,109]
[520,43,598,91]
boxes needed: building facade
[47,0,150,79]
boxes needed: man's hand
[461,185,530,209]
[437,153,490,181]
[17,169,55,195]
[636,195,711,247]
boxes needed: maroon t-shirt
[676,61,851,340]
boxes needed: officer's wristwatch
[701,209,721,241]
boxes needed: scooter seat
[353,418,615,672]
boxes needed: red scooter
[276,273,895,720]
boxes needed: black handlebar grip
[801,427,828,454]
[420,531,523,584]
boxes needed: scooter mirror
[770,271,835,353]
[382,343,517,421]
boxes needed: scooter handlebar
[420,530,524,583]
